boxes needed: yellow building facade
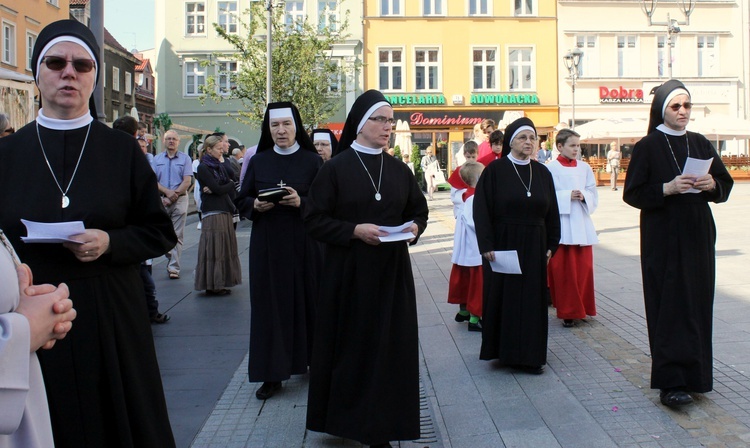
[364,0,558,171]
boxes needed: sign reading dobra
[394,111,505,127]
[470,93,539,105]
[385,94,446,105]
[599,86,644,103]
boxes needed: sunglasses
[668,102,692,111]
[42,56,96,73]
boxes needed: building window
[26,32,37,71]
[469,0,490,16]
[217,61,237,95]
[423,0,444,16]
[697,35,718,77]
[112,66,120,92]
[514,0,535,16]
[125,72,132,95]
[186,2,206,36]
[113,109,119,121]
[381,0,402,16]
[185,61,206,96]
[472,47,497,90]
[318,1,338,32]
[657,35,679,78]
[415,48,440,91]
[575,35,597,77]
[217,1,238,34]
[508,46,533,91]
[46,0,59,6]
[378,48,403,91]
[327,59,341,95]
[2,21,16,66]
[617,35,637,77]
[285,2,306,31]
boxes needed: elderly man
[153,130,193,279]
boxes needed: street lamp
[641,0,695,79]
[563,48,583,130]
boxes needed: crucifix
[277,180,287,188]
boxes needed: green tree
[201,3,357,131]
[152,113,173,151]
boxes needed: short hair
[556,129,580,146]
[459,161,484,188]
[489,130,504,146]
[463,140,478,156]
[481,119,496,132]
[113,116,139,136]
[232,148,242,156]
[138,121,148,130]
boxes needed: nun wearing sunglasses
[0,20,177,447]
[623,79,733,409]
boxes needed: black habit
[623,130,732,392]
[303,149,428,445]
[0,121,178,447]
[236,148,322,382]
[474,158,560,367]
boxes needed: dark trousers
[140,263,159,318]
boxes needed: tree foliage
[201,3,356,131]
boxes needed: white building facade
[154,0,363,150]
[558,0,750,155]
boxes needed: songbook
[257,187,289,204]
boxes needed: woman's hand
[202,186,213,195]
[254,197,275,212]
[353,224,388,246]
[693,174,716,192]
[402,223,419,243]
[278,187,301,208]
[63,229,110,262]
[15,264,76,352]
[546,250,552,265]
[482,251,495,262]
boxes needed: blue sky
[104,0,155,51]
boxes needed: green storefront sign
[470,93,539,105]
[385,94,447,105]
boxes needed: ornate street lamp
[563,48,583,130]
[641,0,695,79]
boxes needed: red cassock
[547,245,596,319]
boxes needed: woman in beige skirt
[194,135,242,295]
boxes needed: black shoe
[660,389,693,407]
[468,320,483,332]
[563,319,575,328]
[255,381,282,400]
[369,444,392,448]
[454,312,470,322]
[150,313,170,324]
[515,365,544,375]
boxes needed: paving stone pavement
[155,183,750,447]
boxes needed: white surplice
[546,160,599,246]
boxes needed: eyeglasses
[514,134,538,143]
[368,116,396,126]
[42,56,96,73]
[668,102,692,112]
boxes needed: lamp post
[563,48,583,130]
[641,0,695,78]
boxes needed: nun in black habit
[623,80,732,407]
[311,128,338,162]
[473,117,560,374]
[0,19,178,447]
[304,90,428,447]
[235,102,322,400]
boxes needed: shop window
[697,35,718,77]
[415,48,440,91]
[378,48,403,91]
[617,35,637,78]
[472,47,497,90]
[508,47,533,91]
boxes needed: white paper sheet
[683,157,713,194]
[20,219,86,244]
[489,250,522,274]
[378,220,415,243]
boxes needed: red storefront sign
[599,86,644,103]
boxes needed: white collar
[508,154,531,165]
[351,141,382,155]
[37,109,93,130]
[656,123,687,136]
[274,141,300,155]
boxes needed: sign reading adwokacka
[470,93,539,105]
